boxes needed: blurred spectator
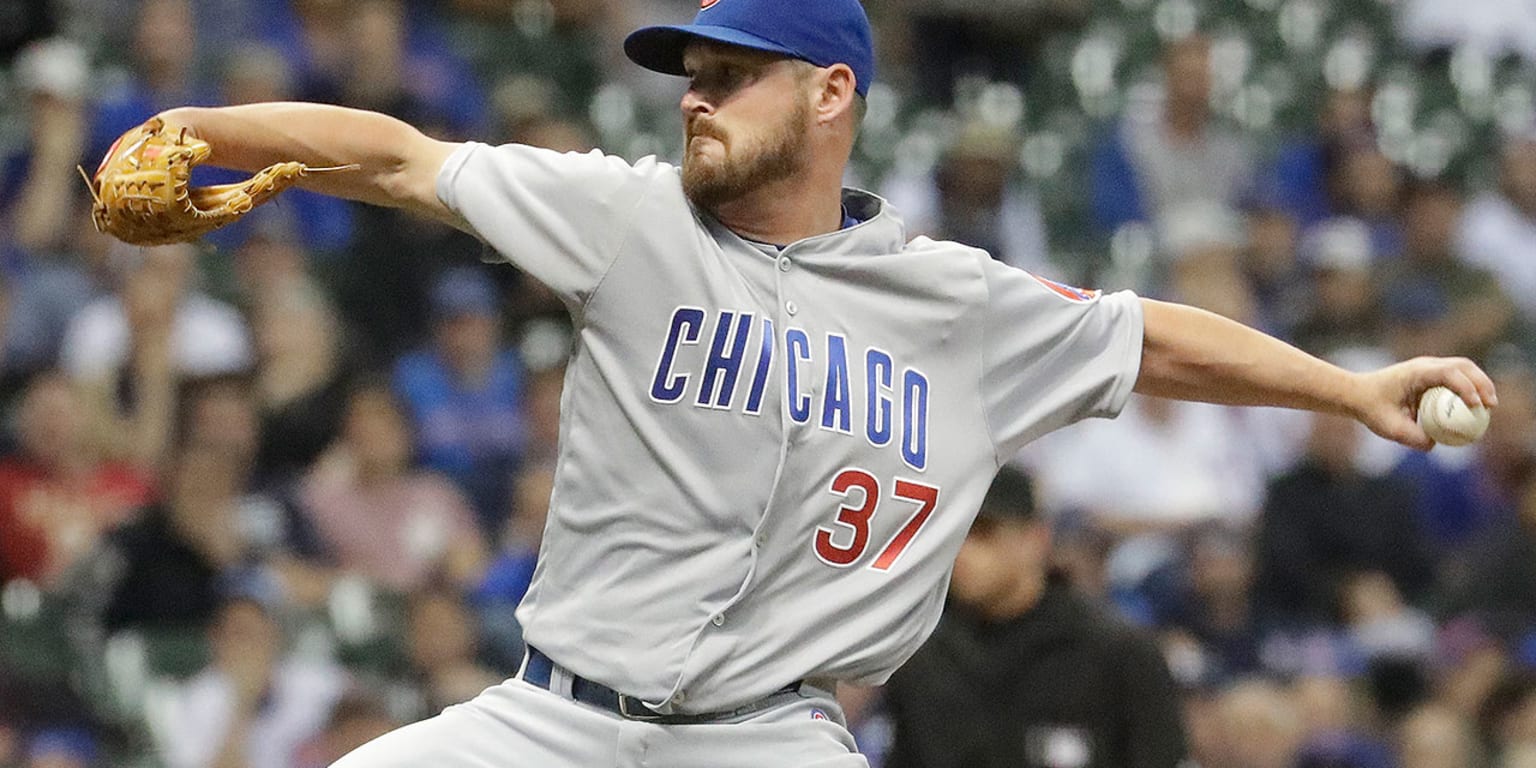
[60,244,252,469]
[1264,87,1376,228]
[176,376,261,463]
[223,214,315,304]
[218,43,294,106]
[1368,654,1435,721]
[1208,680,1305,768]
[20,727,96,768]
[182,375,336,606]
[0,671,106,763]
[393,267,526,536]
[1342,571,1437,662]
[1482,673,1536,765]
[1436,617,1515,721]
[251,278,353,490]
[150,593,346,768]
[85,243,248,375]
[1458,131,1536,327]
[384,589,500,721]
[291,691,401,768]
[1161,202,1260,325]
[1328,141,1404,260]
[1090,35,1255,236]
[0,284,12,405]
[1241,204,1309,340]
[103,378,327,629]
[98,443,260,630]
[880,121,1050,273]
[1022,395,1270,536]
[1512,744,1536,768]
[1179,687,1227,768]
[472,460,555,670]
[329,219,483,364]
[0,373,153,589]
[884,466,1186,768]
[1291,673,1396,768]
[1253,411,1433,629]
[521,362,568,466]
[88,0,220,162]
[486,76,593,150]
[0,241,99,403]
[265,0,482,136]
[1146,525,1263,680]
[339,0,481,133]
[1381,180,1516,361]
[4,38,90,256]
[264,0,350,96]
[0,722,15,766]
[298,383,487,594]
[1047,521,1115,604]
[1382,279,1456,362]
[1292,218,1384,358]
[1398,703,1483,768]
[0,40,100,395]
[507,462,553,563]
[1438,475,1536,643]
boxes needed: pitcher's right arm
[157,102,459,223]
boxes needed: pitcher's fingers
[1460,359,1499,407]
[1440,367,1484,411]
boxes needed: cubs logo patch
[701,0,720,8]
[811,709,829,721]
[1028,273,1100,303]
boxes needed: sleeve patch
[1028,273,1101,303]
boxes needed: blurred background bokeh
[2,0,1536,765]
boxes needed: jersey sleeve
[435,142,660,306]
[980,259,1144,460]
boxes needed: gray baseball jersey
[436,142,1144,715]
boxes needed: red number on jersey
[815,469,942,572]
[814,469,880,567]
[870,480,940,571]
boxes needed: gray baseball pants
[331,674,869,767]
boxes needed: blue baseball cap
[431,267,499,320]
[624,0,875,98]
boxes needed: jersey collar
[701,188,906,261]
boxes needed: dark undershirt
[744,206,862,251]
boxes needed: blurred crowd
[1,0,1536,766]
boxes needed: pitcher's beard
[682,104,811,210]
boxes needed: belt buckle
[617,695,664,721]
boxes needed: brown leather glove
[86,115,354,246]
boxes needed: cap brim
[624,24,801,77]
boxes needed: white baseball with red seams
[1417,385,1491,446]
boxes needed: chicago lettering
[649,307,929,471]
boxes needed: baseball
[1417,386,1490,447]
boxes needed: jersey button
[711,613,725,627]
[671,692,687,705]
[786,300,798,316]
[778,256,792,272]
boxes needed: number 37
[814,468,941,572]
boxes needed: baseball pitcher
[87,0,1497,765]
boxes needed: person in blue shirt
[392,266,526,537]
